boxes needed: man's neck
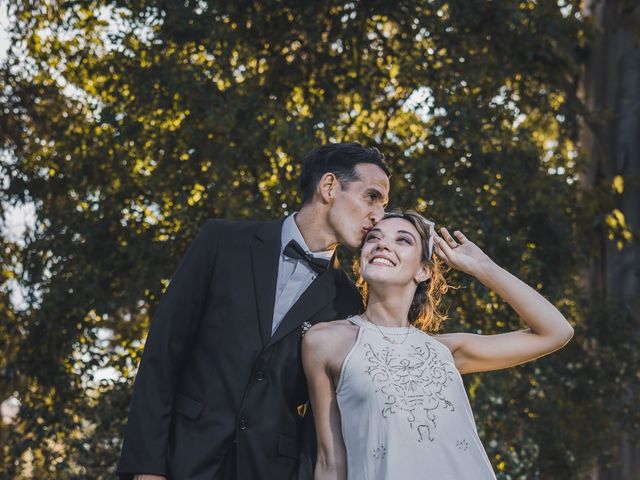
[294,206,338,253]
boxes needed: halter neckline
[349,314,418,334]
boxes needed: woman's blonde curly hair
[354,210,452,333]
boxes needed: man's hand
[133,475,166,480]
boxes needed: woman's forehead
[376,217,420,235]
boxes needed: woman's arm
[302,324,348,480]
[433,228,574,375]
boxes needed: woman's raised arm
[433,228,574,375]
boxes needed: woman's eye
[366,235,379,242]
[398,238,411,244]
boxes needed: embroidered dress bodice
[336,315,496,480]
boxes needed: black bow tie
[283,240,330,274]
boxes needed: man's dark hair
[299,142,390,205]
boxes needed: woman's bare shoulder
[430,332,467,354]
[305,319,356,339]
[302,319,358,352]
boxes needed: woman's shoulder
[429,331,468,355]
[305,319,357,339]
[302,319,358,352]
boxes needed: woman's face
[360,217,430,288]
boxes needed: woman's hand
[433,227,492,276]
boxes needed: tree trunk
[581,0,640,478]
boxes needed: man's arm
[117,220,221,479]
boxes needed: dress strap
[336,317,365,394]
[346,314,367,328]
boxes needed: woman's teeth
[370,257,395,267]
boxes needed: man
[117,142,390,480]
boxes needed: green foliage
[1,1,636,478]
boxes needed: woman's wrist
[467,256,498,281]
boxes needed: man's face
[327,163,390,251]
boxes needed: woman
[302,211,574,480]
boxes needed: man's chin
[341,238,362,253]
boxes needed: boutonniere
[301,321,312,336]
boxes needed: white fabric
[336,315,496,480]
[271,213,333,334]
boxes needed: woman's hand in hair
[433,227,492,277]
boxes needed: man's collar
[281,213,334,260]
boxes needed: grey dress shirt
[271,213,334,334]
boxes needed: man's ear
[318,172,339,203]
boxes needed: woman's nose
[374,238,390,251]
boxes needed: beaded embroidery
[363,340,456,442]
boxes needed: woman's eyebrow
[397,230,417,241]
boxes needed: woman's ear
[414,264,432,284]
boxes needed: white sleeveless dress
[336,315,496,480]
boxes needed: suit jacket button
[255,370,265,381]
[239,418,247,430]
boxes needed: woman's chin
[362,270,388,283]
[362,272,405,288]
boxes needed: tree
[581,0,640,477]
[2,1,633,478]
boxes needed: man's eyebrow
[366,188,388,205]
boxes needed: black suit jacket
[117,218,363,480]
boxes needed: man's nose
[370,205,385,225]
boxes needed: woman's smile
[368,255,396,267]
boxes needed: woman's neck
[364,288,414,328]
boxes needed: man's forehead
[355,163,390,190]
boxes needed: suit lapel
[250,219,284,346]
[266,257,338,347]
